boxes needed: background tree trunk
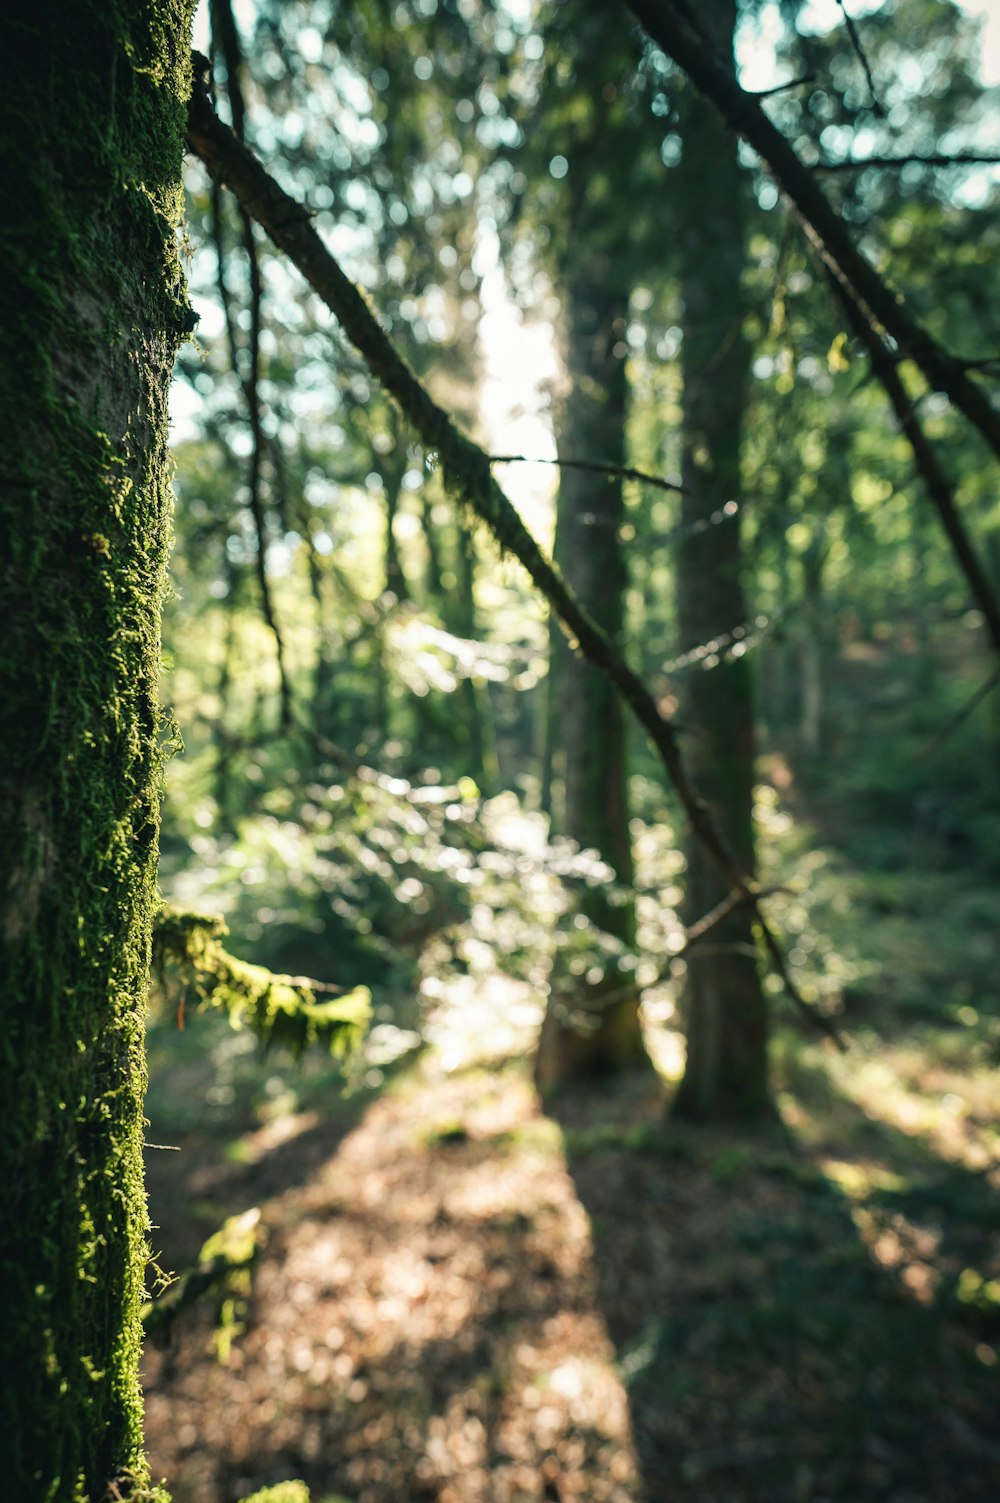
[0,4,193,1496]
[671,0,771,1122]
[535,269,648,1088]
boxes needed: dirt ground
[142,1048,1000,1503]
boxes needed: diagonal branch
[622,0,1000,462]
[827,271,1000,654]
[203,27,293,726]
[185,75,843,1049]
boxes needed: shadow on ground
[550,1063,1000,1502]
[142,1042,999,1503]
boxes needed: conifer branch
[152,907,370,1056]
[142,1208,262,1342]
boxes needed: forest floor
[142,998,1000,1503]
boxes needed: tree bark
[0,4,194,1496]
[671,0,771,1122]
[535,271,649,1088]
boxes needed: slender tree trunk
[536,271,650,1088]
[671,0,771,1122]
[0,6,194,1499]
[539,608,562,818]
[454,529,500,790]
[540,499,572,818]
[799,549,825,760]
[215,592,240,829]
[382,440,410,607]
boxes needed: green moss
[152,907,371,1058]
[236,1484,312,1503]
[0,4,195,1497]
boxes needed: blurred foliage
[159,0,999,1102]
[143,1207,263,1358]
[143,3,1000,1496]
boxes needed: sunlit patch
[145,1067,641,1500]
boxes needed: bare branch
[817,152,1000,173]
[204,24,293,728]
[751,75,815,99]
[834,0,885,117]
[489,452,686,493]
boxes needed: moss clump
[152,907,371,1057]
[236,1484,312,1503]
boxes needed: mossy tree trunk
[0,4,194,1498]
[671,0,771,1121]
[535,269,649,1089]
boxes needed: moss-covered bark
[0,4,194,1497]
[671,0,771,1122]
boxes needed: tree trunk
[454,528,495,790]
[0,5,193,1496]
[535,270,649,1089]
[671,0,771,1122]
[799,549,825,760]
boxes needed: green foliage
[142,1207,263,1356]
[153,907,370,1059]
[237,1483,311,1503]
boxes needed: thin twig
[817,152,1000,173]
[570,886,794,1016]
[835,0,885,116]
[186,77,844,1050]
[489,453,686,494]
[752,75,815,99]
[142,1250,253,1340]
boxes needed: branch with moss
[152,905,370,1057]
[185,75,842,1049]
[622,0,1000,463]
